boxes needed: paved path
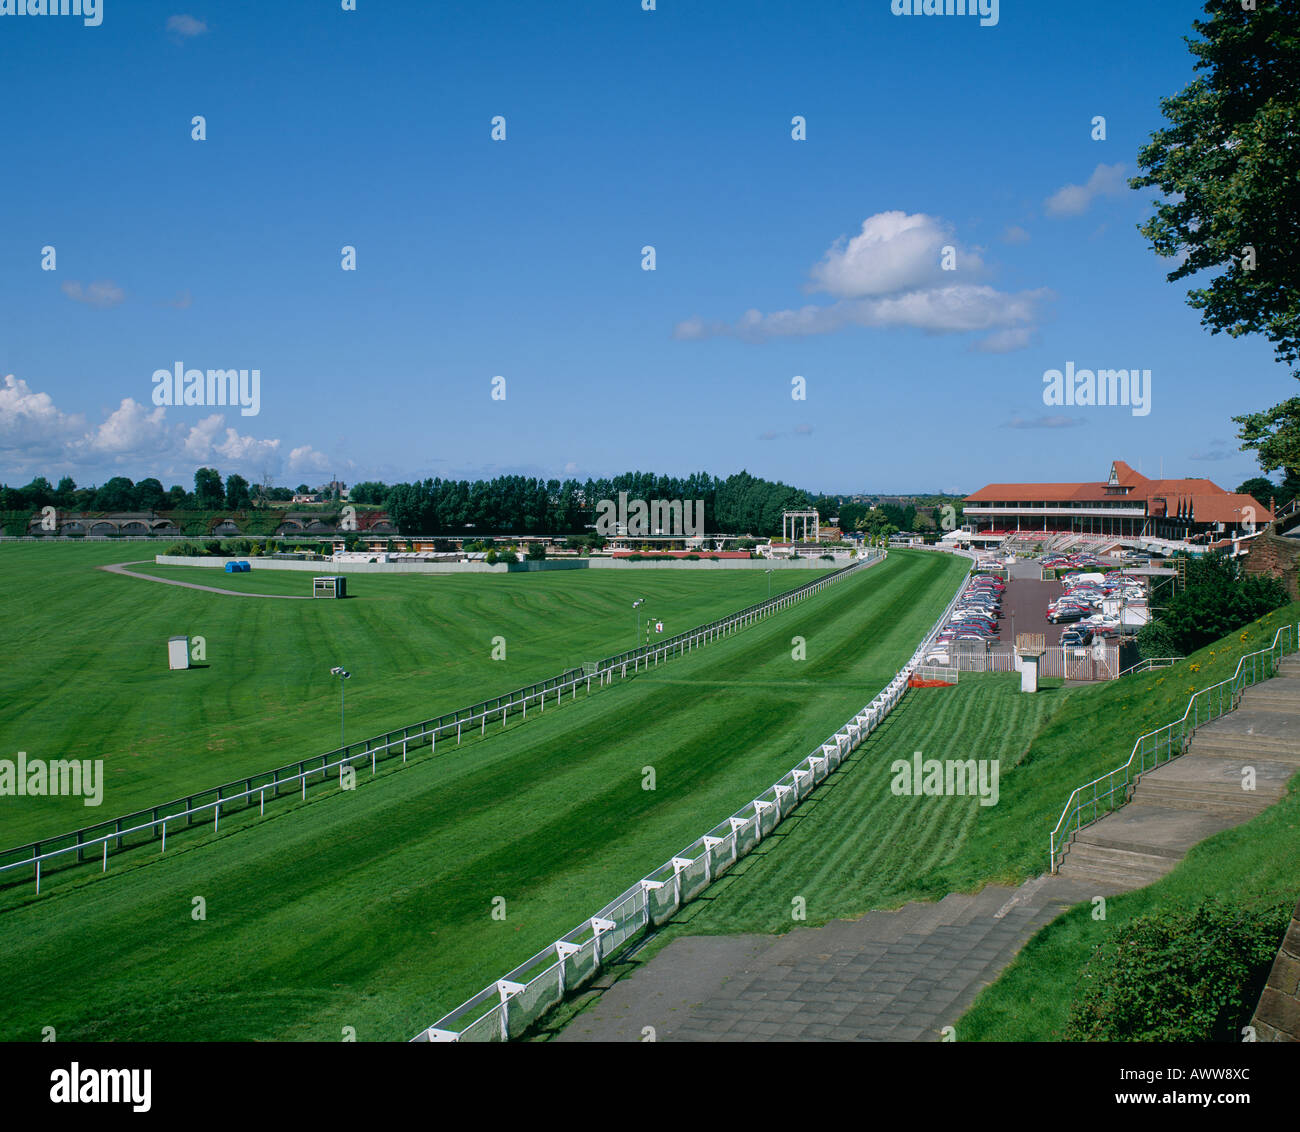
[99,561,313,599]
[554,874,1109,1042]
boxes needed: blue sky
[0,0,1287,496]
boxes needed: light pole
[632,598,645,650]
[765,567,774,601]
[330,666,350,746]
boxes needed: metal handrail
[1050,622,1297,872]
[1116,656,1184,678]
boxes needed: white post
[161,821,166,853]
[103,839,108,872]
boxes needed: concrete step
[1132,783,1274,819]
[1056,859,1152,891]
[1065,841,1179,878]
[1190,739,1300,764]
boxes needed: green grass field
[0,546,967,1041]
[0,543,831,843]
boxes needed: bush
[526,543,547,561]
[484,549,498,565]
[497,550,519,564]
[1065,900,1289,1042]
[204,540,223,556]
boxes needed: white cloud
[61,280,126,309]
[167,14,208,37]
[676,284,1050,343]
[184,415,281,465]
[79,398,170,456]
[0,374,87,464]
[971,327,1033,353]
[806,211,979,298]
[0,374,305,479]
[288,445,332,475]
[1002,225,1030,244]
[674,210,1042,344]
[1044,163,1128,217]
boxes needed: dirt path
[99,561,314,599]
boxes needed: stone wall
[1242,528,1300,601]
[1251,896,1300,1042]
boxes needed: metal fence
[0,550,886,894]
[913,666,960,684]
[932,643,1119,681]
[410,549,978,1041]
[1049,621,1299,872]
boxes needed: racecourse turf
[0,546,967,1040]
[0,542,829,844]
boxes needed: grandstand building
[963,460,1271,541]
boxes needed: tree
[1130,2,1300,479]
[134,477,167,511]
[1237,476,1278,504]
[93,477,136,512]
[194,467,224,509]
[52,477,77,507]
[1235,397,1300,483]
[225,473,252,510]
[1137,551,1287,656]
[19,477,55,508]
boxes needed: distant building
[963,460,1271,541]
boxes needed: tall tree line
[375,469,811,536]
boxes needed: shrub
[484,549,498,565]
[204,540,223,556]
[1065,899,1289,1042]
[526,543,547,561]
[497,550,519,564]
